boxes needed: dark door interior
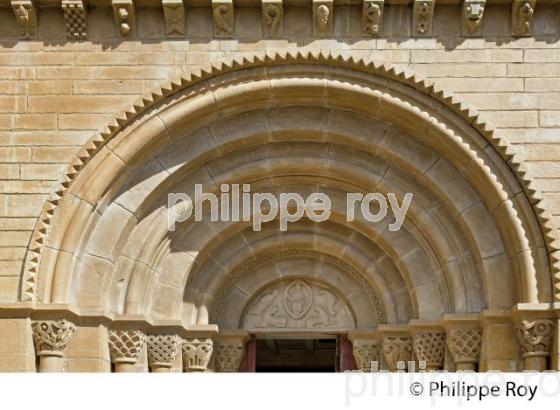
[255,338,337,372]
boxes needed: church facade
[0,0,560,372]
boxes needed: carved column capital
[108,329,146,366]
[351,339,381,372]
[32,319,76,357]
[515,319,554,358]
[382,335,413,371]
[182,338,213,372]
[447,328,482,367]
[214,338,245,372]
[412,330,446,371]
[146,334,180,371]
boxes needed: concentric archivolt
[20,50,557,308]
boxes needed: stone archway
[16,51,558,373]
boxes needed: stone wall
[0,3,560,304]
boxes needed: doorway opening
[255,338,337,372]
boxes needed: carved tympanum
[108,329,146,364]
[362,0,383,36]
[382,336,413,371]
[243,279,354,330]
[182,338,213,371]
[413,331,445,370]
[32,320,76,355]
[515,319,554,357]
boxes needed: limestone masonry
[0,0,560,372]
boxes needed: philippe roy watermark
[167,184,413,232]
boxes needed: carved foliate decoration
[108,329,146,363]
[412,0,435,36]
[162,0,185,37]
[515,319,554,358]
[146,334,180,368]
[313,0,333,37]
[262,0,283,37]
[511,0,536,36]
[11,0,37,39]
[446,328,482,364]
[214,339,245,372]
[32,320,76,355]
[182,338,213,371]
[212,0,234,38]
[462,0,485,36]
[352,340,380,372]
[112,0,135,37]
[242,279,355,330]
[382,336,413,371]
[413,332,445,369]
[61,0,87,40]
[362,0,383,36]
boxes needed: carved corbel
[362,0,384,37]
[146,334,181,372]
[162,0,185,38]
[412,0,435,36]
[313,0,333,37]
[461,0,485,36]
[182,338,213,371]
[212,0,234,38]
[32,319,76,372]
[112,0,135,37]
[11,0,37,39]
[262,0,283,38]
[61,0,87,40]
[108,329,147,372]
[511,0,536,36]
[515,319,554,371]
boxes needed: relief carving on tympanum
[242,279,355,330]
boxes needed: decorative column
[515,319,554,371]
[443,315,482,371]
[214,332,248,372]
[108,329,146,372]
[32,319,76,372]
[378,325,413,372]
[410,322,445,371]
[182,338,213,372]
[348,332,380,372]
[146,334,181,373]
